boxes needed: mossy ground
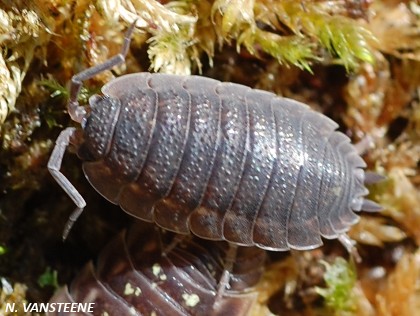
[0,1,419,315]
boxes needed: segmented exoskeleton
[48,23,382,252]
[48,223,265,316]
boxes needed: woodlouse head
[77,95,121,161]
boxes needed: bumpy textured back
[79,73,370,251]
[48,223,263,316]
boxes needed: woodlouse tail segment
[353,169,383,213]
[48,127,86,240]
[67,20,137,124]
[353,135,374,155]
[352,168,383,213]
[348,153,367,169]
[364,171,386,184]
[361,199,383,212]
[364,172,384,212]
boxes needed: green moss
[238,29,316,72]
[108,0,376,74]
[316,257,357,314]
[37,267,59,289]
[302,14,376,70]
[0,246,7,256]
[206,0,376,72]
[39,79,69,100]
[147,25,200,74]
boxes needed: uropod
[48,23,382,255]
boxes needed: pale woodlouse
[48,223,265,316]
[48,23,382,253]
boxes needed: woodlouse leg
[48,127,86,240]
[161,233,190,256]
[353,135,374,155]
[338,234,362,263]
[214,244,238,309]
[67,21,137,123]
[154,225,191,256]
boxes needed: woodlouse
[48,223,265,316]
[48,23,382,252]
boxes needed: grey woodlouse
[48,22,382,253]
[48,223,265,316]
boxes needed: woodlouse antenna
[48,22,137,240]
[68,20,137,123]
[62,207,84,241]
[48,127,86,241]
